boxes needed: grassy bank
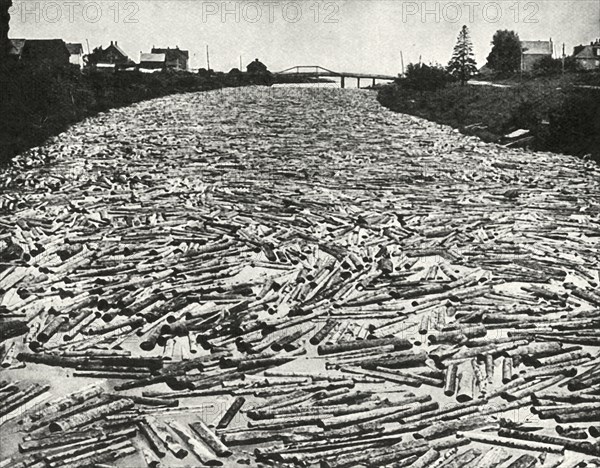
[377,75,600,162]
[0,63,318,166]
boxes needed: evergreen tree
[447,25,478,85]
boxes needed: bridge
[275,65,398,89]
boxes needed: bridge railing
[275,65,341,76]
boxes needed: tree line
[403,27,581,93]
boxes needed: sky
[7,0,600,74]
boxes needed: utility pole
[239,55,242,70]
[520,44,525,81]
[206,45,211,71]
[400,51,405,76]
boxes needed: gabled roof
[97,42,128,59]
[110,42,128,58]
[574,45,600,59]
[521,41,552,55]
[140,53,166,63]
[151,47,189,60]
[66,43,84,55]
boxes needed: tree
[83,47,102,68]
[533,55,580,75]
[447,25,478,85]
[403,63,454,94]
[0,0,12,59]
[486,30,521,74]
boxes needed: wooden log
[444,364,458,396]
[459,431,563,454]
[189,420,233,457]
[317,337,411,355]
[167,420,224,465]
[498,428,600,456]
[0,384,50,418]
[138,418,167,458]
[216,397,245,429]
[48,398,134,432]
[37,315,67,343]
[505,454,538,468]
[310,319,337,345]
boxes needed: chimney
[110,41,113,46]
[115,41,118,45]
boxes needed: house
[520,40,553,72]
[246,58,268,74]
[8,39,70,65]
[573,40,600,70]
[139,52,165,71]
[66,42,84,68]
[151,46,188,71]
[86,41,131,69]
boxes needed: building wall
[69,54,83,67]
[522,54,548,72]
[577,58,600,70]
[139,62,164,70]
[165,57,187,70]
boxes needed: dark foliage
[0,0,11,57]
[487,30,522,74]
[547,90,600,157]
[401,63,455,94]
[377,79,600,163]
[533,56,581,76]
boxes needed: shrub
[533,56,562,75]
[402,63,455,94]
[547,90,600,159]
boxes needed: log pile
[1,87,600,466]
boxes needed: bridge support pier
[372,78,376,87]
[357,77,361,88]
[340,76,345,89]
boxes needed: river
[1,87,600,467]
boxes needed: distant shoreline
[0,65,329,166]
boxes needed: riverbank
[0,63,322,166]
[377,75,600,163]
